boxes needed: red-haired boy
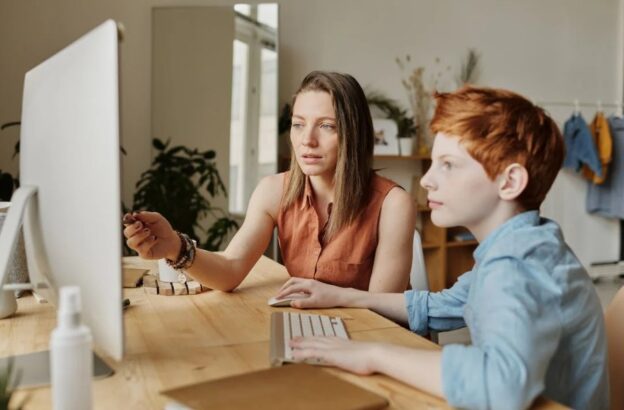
[278,87,608,410]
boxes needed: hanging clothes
[586,116,624,219]
[562,114,602,176]
[582,112,613,184]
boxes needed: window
[229,4,278,214]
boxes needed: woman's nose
[301,128,318,147]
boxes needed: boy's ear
[498,163,528,201]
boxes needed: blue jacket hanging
[562,114,602,177]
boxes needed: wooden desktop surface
[2,256,567,409]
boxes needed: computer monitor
[0,20,124,361]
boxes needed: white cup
[157,259,183,283]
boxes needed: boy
[277,87,609,409]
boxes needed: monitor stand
[0,186,115,384]
[0,350,114,388]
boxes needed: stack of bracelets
[166,231,197,271]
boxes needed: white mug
[157,259,185,283]
[0,290,17,319]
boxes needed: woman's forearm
[184,250,249,291]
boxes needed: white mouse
[267,292,309,307]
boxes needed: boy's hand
[290,337,379,375]
[276,278,352,309]
[122,211,181,261]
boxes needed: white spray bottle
[50,286,93,410]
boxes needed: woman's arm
[183,174,283,291]
[368,187,415,292]
[125,174,283,291]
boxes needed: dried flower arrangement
[396,55,451,155]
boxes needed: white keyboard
[269,311,349,367]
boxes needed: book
[161,364,389,410]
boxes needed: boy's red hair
[430,86,564,210]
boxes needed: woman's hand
[290,337,379,375]
[276,277,355,309]
[122,211,180,260]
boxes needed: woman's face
[290,90,340,178]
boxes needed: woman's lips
[428,200,443,209]
[302,154,322,164]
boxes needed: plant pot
[399,138,413,156]
[0,290,17,319]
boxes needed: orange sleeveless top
[277,172,398,290]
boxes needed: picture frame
[372,118,399,156]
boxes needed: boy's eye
[441,161,452,170]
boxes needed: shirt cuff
[403,289,429,335]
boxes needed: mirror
[151,4,278,216]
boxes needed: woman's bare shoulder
[252,173,287,218]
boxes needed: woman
[124,71,414,292]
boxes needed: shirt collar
[473,210,540,264]
[301,176,314,210]
[300,176,334,216]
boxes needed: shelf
[374,154,430,160]
[422,241,441,249]
[446,240,478,248]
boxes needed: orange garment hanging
[582,112,613,184]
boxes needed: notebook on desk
[161,364,388,410]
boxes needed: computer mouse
[267,292,309,307]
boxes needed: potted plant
[0,359,26,410]
[366,92,417,156]
[0,122,20,201]
[130,138,239,252]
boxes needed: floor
[438,276,624,346]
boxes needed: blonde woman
[124,71,414,293]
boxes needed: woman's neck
[308,173,335,204]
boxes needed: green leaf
[152,138,167,151]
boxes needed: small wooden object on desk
[142,274,210,296]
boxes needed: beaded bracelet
[166,231,197,271]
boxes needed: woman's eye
[291,123,304,129]
[320,123,336,130]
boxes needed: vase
[399,138,413,156]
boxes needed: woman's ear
[498,163,528,201]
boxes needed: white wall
[278,0,622,268]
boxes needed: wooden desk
[1,256,567,409]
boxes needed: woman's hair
[430,86,564,210]
[283,71,374,240]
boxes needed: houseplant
[0,122,20,201]
[130,138,239,252]
[0,358,26,410]
[366,91,416,155]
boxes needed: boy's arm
[404,269,474,334]
[291,337,445,399]
[279,268,474,332]
[441,256,562,410]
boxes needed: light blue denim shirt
[404,211,608,410]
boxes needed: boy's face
[421,132,502,234]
